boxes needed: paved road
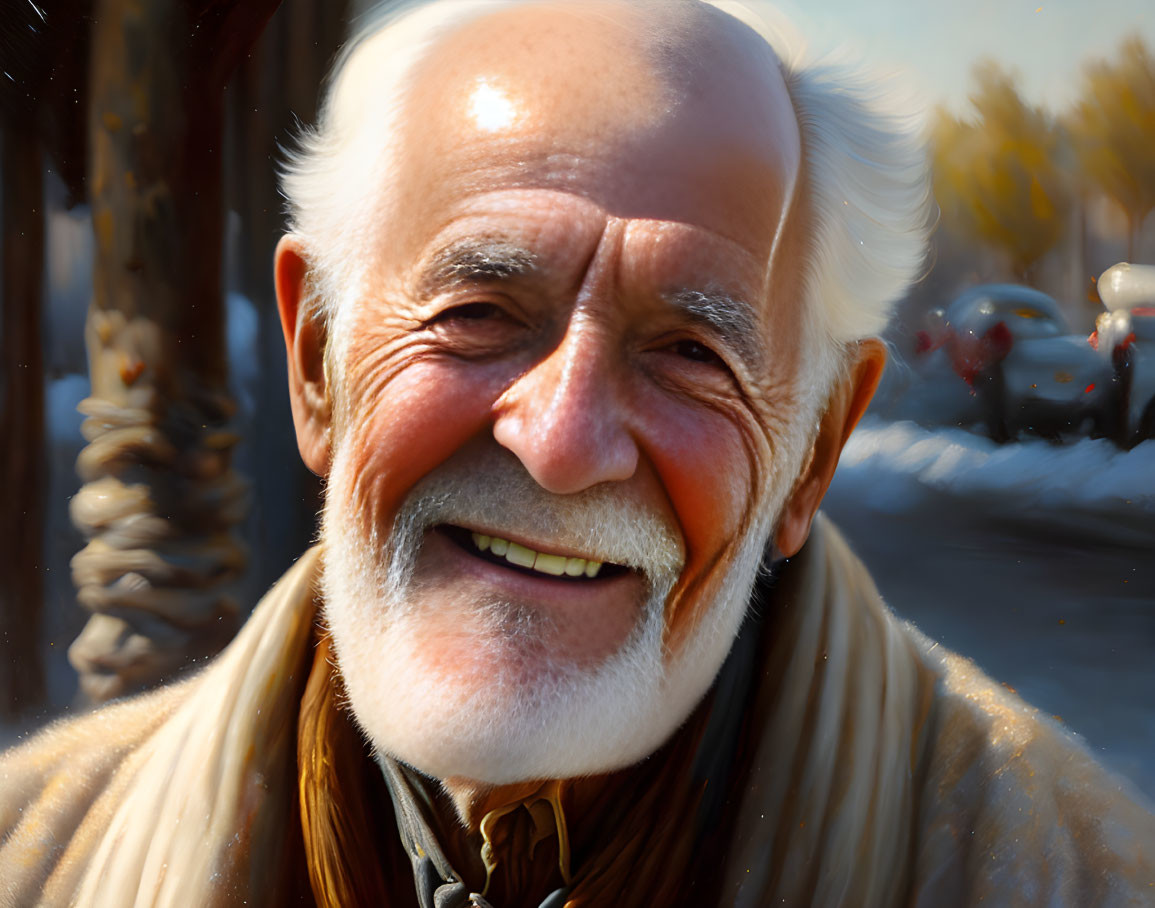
[824,425,1155,803]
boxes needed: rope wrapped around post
[68,312,247,703]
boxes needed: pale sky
[754,0,1155,118]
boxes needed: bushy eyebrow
[414,242,763,368]
[417,238,538,296]
[663,287,764,370]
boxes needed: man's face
[308,2,812,783]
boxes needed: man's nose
[492,325,639,495]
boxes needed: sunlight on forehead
[468,78,519,132]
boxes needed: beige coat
[2,519,1152,907]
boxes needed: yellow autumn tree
[1068,37,1155,261]
[931,61,1072,283]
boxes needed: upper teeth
[471,532,603,578]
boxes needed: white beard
[321,443,785,785]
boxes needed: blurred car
[1092,263,1155,447]
[915,284,1117,442]
[878,336,985,430]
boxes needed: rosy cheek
[635,393,756,647]
[341,359,511,528]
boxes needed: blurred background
[0,0,1152,802]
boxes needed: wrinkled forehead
[376,0,802,263]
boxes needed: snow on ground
[834,418,1155,546]
[839,418,1155,513]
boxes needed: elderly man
[2,0,1153,905]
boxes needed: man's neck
[442,776,556,832]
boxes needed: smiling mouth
[438,525,629,581]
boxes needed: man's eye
[429,302,506,322]
[669,338,725,367]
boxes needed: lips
[438,525,625,580]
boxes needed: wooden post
[222,0,346,606]
[71,0,280,702]
[0,128,47,717]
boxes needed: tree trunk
[0,128,47,718]
[70,0,279,703]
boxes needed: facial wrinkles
[634,394,764,659]
[521,216,622,429]
[642,248,807,655]
[659,388,786,654]
[332,0,812,659]
[666,288,762,371]
[400,209,792,659]
[306,1,853,797]
[334,248,801,669]
[673,379,818,657]
[619,238,798,654]
[330,213,574,540]
[345,227,753,666]
[335,293,458,532]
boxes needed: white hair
[279,0,931,415]
[288,0,932,782]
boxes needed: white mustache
[385,445,685,588]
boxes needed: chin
[321,504,772,785]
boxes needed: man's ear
[275,235,332,477]
[774,338,886,557]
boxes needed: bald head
[374,0,801,279]
[402,0,799,168]
[282,0,929,397]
